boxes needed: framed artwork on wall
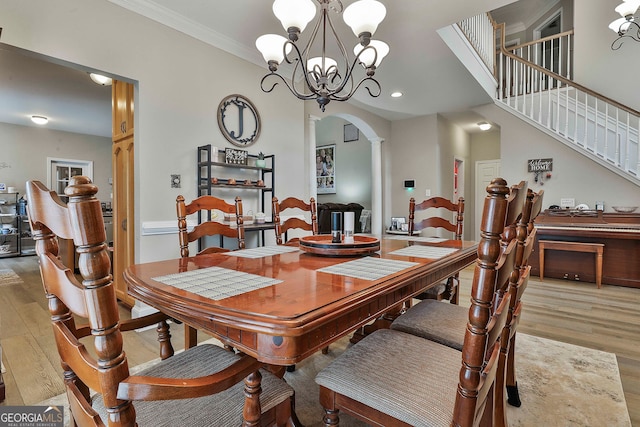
[316,144,336,194]
[344,123,359,142]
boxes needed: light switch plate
[425,189,431,197]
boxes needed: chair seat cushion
[391,300,467,350]
[93,344,293,426]
[315,329,460,427]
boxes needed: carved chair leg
[319,387,341,426]
[322,409,340,426]
[506,335,521,407]
[242,370,262,427]
[156,320,174,360]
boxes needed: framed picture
[316,144,336,194]
[344,123,359,142]
[224,148,248,165]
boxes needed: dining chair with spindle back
[272,196,318,245]
[315,177,518,427]
[176,194,244,349]
[408,196,465,303]
[27,177,293,427]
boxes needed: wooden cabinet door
[112,80,135,306]
[112,79,134,141]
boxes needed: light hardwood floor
[1,256,638,425]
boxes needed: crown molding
[107,0,264,68]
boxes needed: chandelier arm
[281,40,321,95]
[260,72,317,101]
[329,76,381,102]
[325,4,351,78]
[323,49,372,97]
[631,21,640,41]
[612,36,625,50]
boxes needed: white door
[475,160,501,241]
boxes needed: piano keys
[530,209,640,288]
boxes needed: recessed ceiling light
[31,115,48,125]
[477,122,491,131]
[391,91,403,98]
[89,73,113,86]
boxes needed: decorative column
[308,115,322,201]
[370,137,384,235]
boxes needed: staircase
[449,13,640,187]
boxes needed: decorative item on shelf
[225,148,248,165]
[609,0,640,49]
[255,212,266,224]
[211,177,219,185]
[243,179,252,186]
[257,179,265,187]
[612,206,638,213]
[256,0,389,112]
[256,152,266,168]
[228,178,237,185]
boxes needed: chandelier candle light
[256,0,388,111]
[609,0,640,49]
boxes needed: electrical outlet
[171,174,181,189]
[425,189,431,197]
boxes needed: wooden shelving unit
[196,144,276,247]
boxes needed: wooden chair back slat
[176,194,245,257]
[273,196,318,245]
[408,196,464,238]
[66,385,106,427]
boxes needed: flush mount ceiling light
[256,0,388,112]
[89,73,113,86]
[477,122,492,131]
[31,115,48,125]
[610,0,640,49]
[390,91,403,98]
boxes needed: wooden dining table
[124,236,477,367]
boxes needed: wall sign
[217,94,261,147]
[527,158,553,172]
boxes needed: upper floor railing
[455,14,640,184]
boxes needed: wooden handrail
[494,22,640,117]
[507,29,574,52]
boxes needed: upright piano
[530,209,640,288]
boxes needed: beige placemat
[152,266,281,300]
[389,245,459,259]
[385,235,448,243]
[316,257,418,281]
[223,245,300,259]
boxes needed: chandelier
[610,0,640,49]
[255,0,389,112]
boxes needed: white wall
[573,0,640,113]
[474,103,640,209]
[389,115,440,223]
[0,123,112,201]
[0,0,306,262]
[315,116,372,209]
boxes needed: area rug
[38,333,631,426]
[0,268,23,287]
